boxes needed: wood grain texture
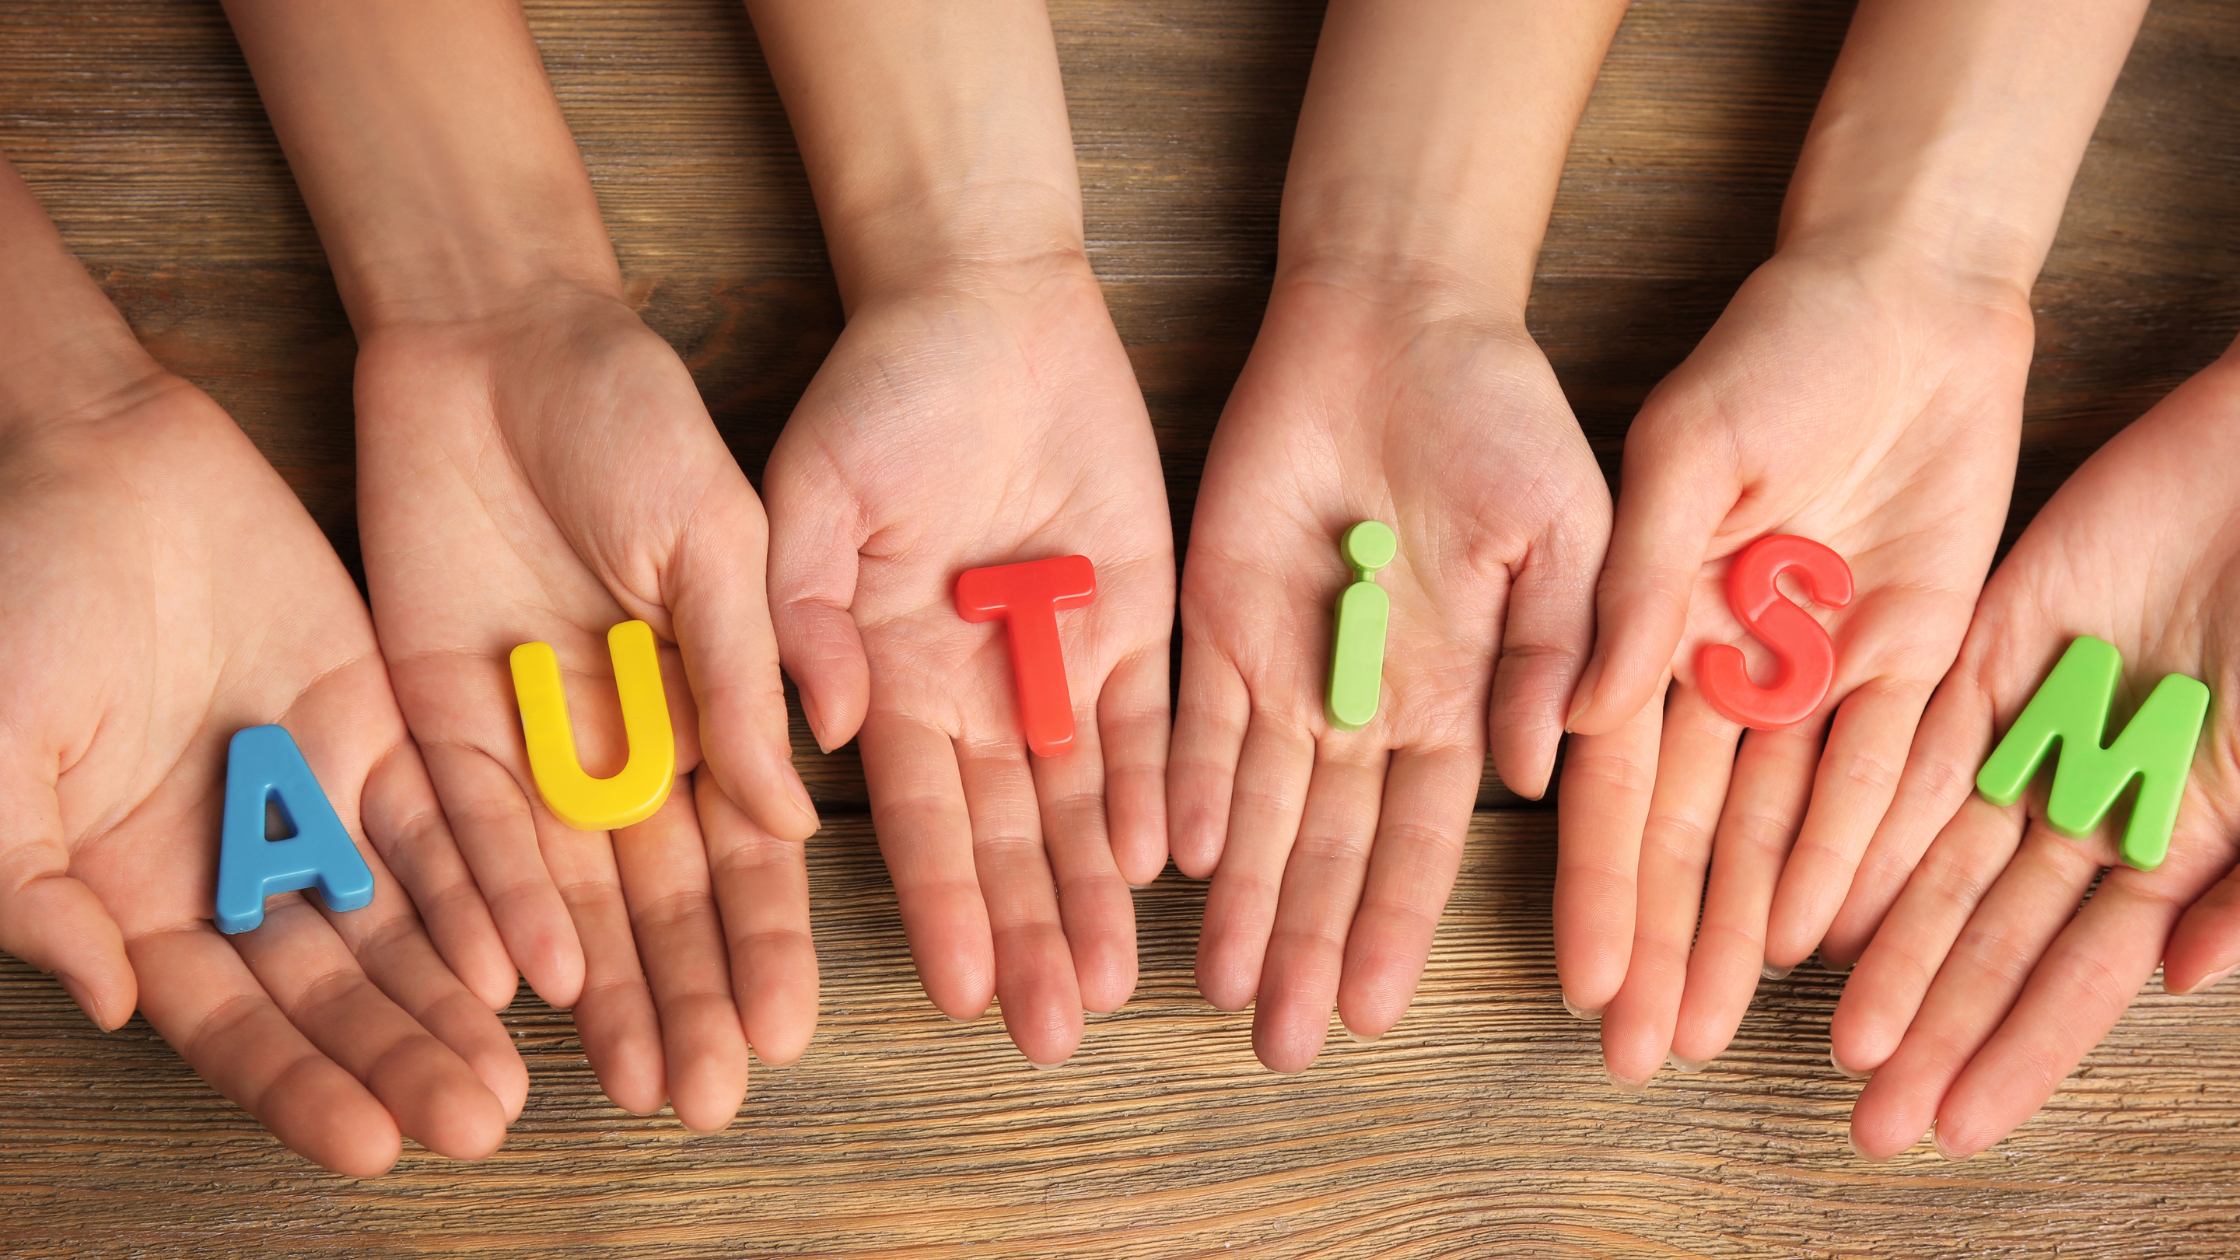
[1,0,2237,1255]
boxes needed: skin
[221,0,819,1129]
[1831,342,2240,1160]
[1556,0,2151,1087]
[0,156,524,1176]
[1171,0,1629,1071]
[748,0,1173,1067]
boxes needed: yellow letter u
[509,620,676,831]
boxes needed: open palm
[1173,279,1609,1071]
[0,373,524,1175]
[1558,253,2028,1084]
[355,289,818,1130]
[764,263,1173,1068]
[1831,346,2240,1159]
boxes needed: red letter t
[954,555,1097,757]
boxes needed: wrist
[1270,221,1537,338]
[333,217,623,337]
[819,181,1087,311]
[1770,213,2039,330]
[0,321,171,439]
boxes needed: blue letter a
[214,725,375,934]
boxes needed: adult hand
[1557,249,2026,1084]
[765,258,1172,1067]
[1830,346,2240,1159]
[1174,276,1606,1071]
[355,288,819,1130]
[0,360,524,1175]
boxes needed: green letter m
[1976,636,2209,871]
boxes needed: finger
[1672,713,1824,1068]
[957,735,1081,1066]
[1488,499,1607,800]
[420,740,584,1009]
[536,811,666,1117]
[1195,711,1316,1012]
[1848,820,2101,1160]
[0,760,133,1028]
[1766,678,1932,971]
[2164,851,2240,995]
[1566,423,1726,737]
[1167,628,1249,880]
[1337,742,1480,1040]
[763,451,871,754]
[1553,687,1662,1017]
[1601,687,1737,1086]
[359,738,517,1011]
[672,488,820,845]
[1823,667,1996,967]
[1251,742,1389,1072]
[233,897,510,1161]
[1032,698,1136,1015]
[131,921,402,1176]
[1933,873,2184,1159]
[1101,643,1171,887]
[614,782,749,1132]
[698,772,818,1066]
[1829,796,2023,1077]
[312,847,528,1123]
[859,708,992,1019]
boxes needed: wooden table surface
[4,2,2238,1256]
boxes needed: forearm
[1275,0,1631,321]
[0,157,164,432]
[743,0,1085,309]
[1780,0,2150,303]
[220,0,620,331]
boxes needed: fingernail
[57,972,103,1029]
[1816,949,1853,975]
[1564,653,1606,733]
[1930,1123,1972,1162]
[1667,1052,1709,1074]
[1343,1026,1382,1044]
[1761,962,1794,981]
[1606,1069,1648,1093]
[1026,1056,1068,1071]
[1561,993,1603,1021]
[2179,964,2239,996]
[786,768,818,825]
[799,693,832,754]
[1846,1130,1888,1163]
[1830,1046,1870,1081]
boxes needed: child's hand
[764,259,1172,1067]
[1173,277,1606,1071]
[0,368,524,1176]
[1557,251,2026,1084]
[1829,347,2240,1160]
[354,288,818,1129]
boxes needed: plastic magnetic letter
[510,619,676,831]
[955,555,1097,757]
[1326,520,1397,731]
[1695,534,1853,730]
[1975,635,2209,871]
[213,725,376,935]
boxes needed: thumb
[671,483,820,844]
[2163,841,2240,995]
[0,759,134,1029]
[763,447,872,758]
[1566,407,1730,737]
[1488,486,1610,800]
